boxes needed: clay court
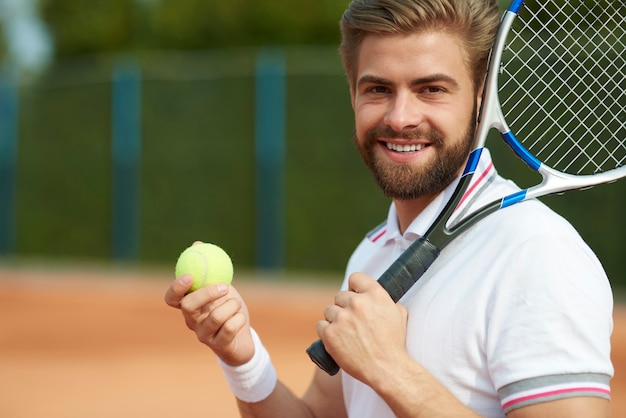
[1,266,624,417]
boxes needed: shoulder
[443,193,612,338]
[471,201,613,397]
[464,181,592,255]
[460,195,608,290]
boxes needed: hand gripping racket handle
[306,237,441,375]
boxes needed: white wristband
[217,328,277,403]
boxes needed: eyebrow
[357,73,461,90]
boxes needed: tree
[39,0,345,58]
[148,0,343,49]
[40,0,135,56]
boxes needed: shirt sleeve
[485,222,613,414]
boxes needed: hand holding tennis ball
[175,242,234,293]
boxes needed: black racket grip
[378,236,441,302]
[306,237,441,375]
[306,339,340,375]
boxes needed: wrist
[217,328,277,403]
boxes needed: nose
[383,91,424,132]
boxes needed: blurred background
[0,1,624,417]
[0,0,623,288]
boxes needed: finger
[347,272,378,293]
[333,290,352,308]
[315,318,331,339]
[193,298,247,352]
[181,286,236,333]
[180,283,230,313]
[323,304,342,323]
[209,309,247,347]
[315,319,341,359]
[164,274,193,308]
[349,272,392,300]
[192,296,238,333]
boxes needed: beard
[354,106,477,200]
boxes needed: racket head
[479,0,625,194]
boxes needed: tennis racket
[307,0,625,376]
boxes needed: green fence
[2,46,625,287]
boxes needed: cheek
[354,103,382,136]
[440,100,476,138]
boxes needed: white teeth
[386,143,425,152]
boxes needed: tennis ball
[175,243,233,292]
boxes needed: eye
[364,85,391,95]
[421,86,446,94]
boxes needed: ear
[350,85,356,109]
[475,84,484,122]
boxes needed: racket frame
[306,0,625,375]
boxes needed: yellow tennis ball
[175,243,233,292]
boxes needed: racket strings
[499,0,625,176]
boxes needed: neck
[394,193,439,235]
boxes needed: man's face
[351,31,479,200]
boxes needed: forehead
[356,31,472,87]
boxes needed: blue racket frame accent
[502,131,542,171]
[463,148,483,176]
[508,0,525,13]
[501,190,528,208]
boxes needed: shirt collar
[372,148,497,247]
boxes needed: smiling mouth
[385,142,428,153]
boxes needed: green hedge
[11,47,626,288]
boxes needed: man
[164,1,613,416]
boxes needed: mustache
[364,125,444,144]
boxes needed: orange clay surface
[0,266,624,417]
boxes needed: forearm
[220,329,328,418]
[372,357,481,418]
[237,381,316,418]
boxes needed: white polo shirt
[340,149,613,417]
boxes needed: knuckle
[323,305,334,320]
[183,314,198,331]
[334,308,351,324]
[205,310,225,330]
[347,295,366,313]
[179,297,194,313]
[220,313,243,337]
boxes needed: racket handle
[306,237,441,375]
[306,339,340,375]
[378,237,441,302]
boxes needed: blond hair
[339,0,501,90]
